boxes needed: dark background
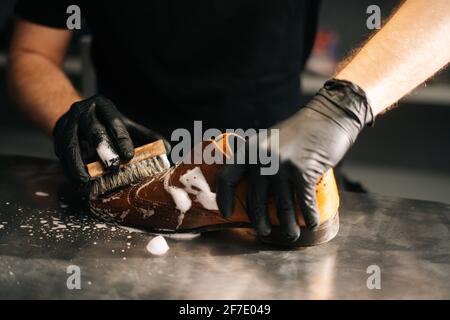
[0,0,449,203]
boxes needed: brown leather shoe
[90,136,340,246]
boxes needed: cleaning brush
[86,139,170,198]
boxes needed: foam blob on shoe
[165,186,192,213]
[146,235,170,256]
[179,167,218,210]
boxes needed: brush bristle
[90,155,170,198]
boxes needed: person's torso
[83,0,320,137]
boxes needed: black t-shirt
[15,0,320,138]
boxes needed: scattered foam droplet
[119,226,144,233]
[35,191,49,197]
[163,173,191,216]
[146,236,170,256]
[162,233,200,240]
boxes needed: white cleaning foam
[195,191,219,211]
[179,167,218,210]
[163,171,192,226]
[119,226,145,233]
[179,167,210,194]
[35,191,49,197]
[165,186,192,213]
[146,235,170,256]
[96,140,119,167]
[159,154,171,170]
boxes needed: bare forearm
[7,51,81,136]
[336,0,450,115]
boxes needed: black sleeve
[14,0,78,29]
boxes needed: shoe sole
[147,211,340,247]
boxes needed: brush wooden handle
[86,140,167,178]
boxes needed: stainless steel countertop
[0,155,449,299]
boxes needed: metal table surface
[0,155,449,299]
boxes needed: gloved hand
[216,79,374,242]
[53,95,170,190]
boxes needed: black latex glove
[53,95,170,190]
[216,79,374,242]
